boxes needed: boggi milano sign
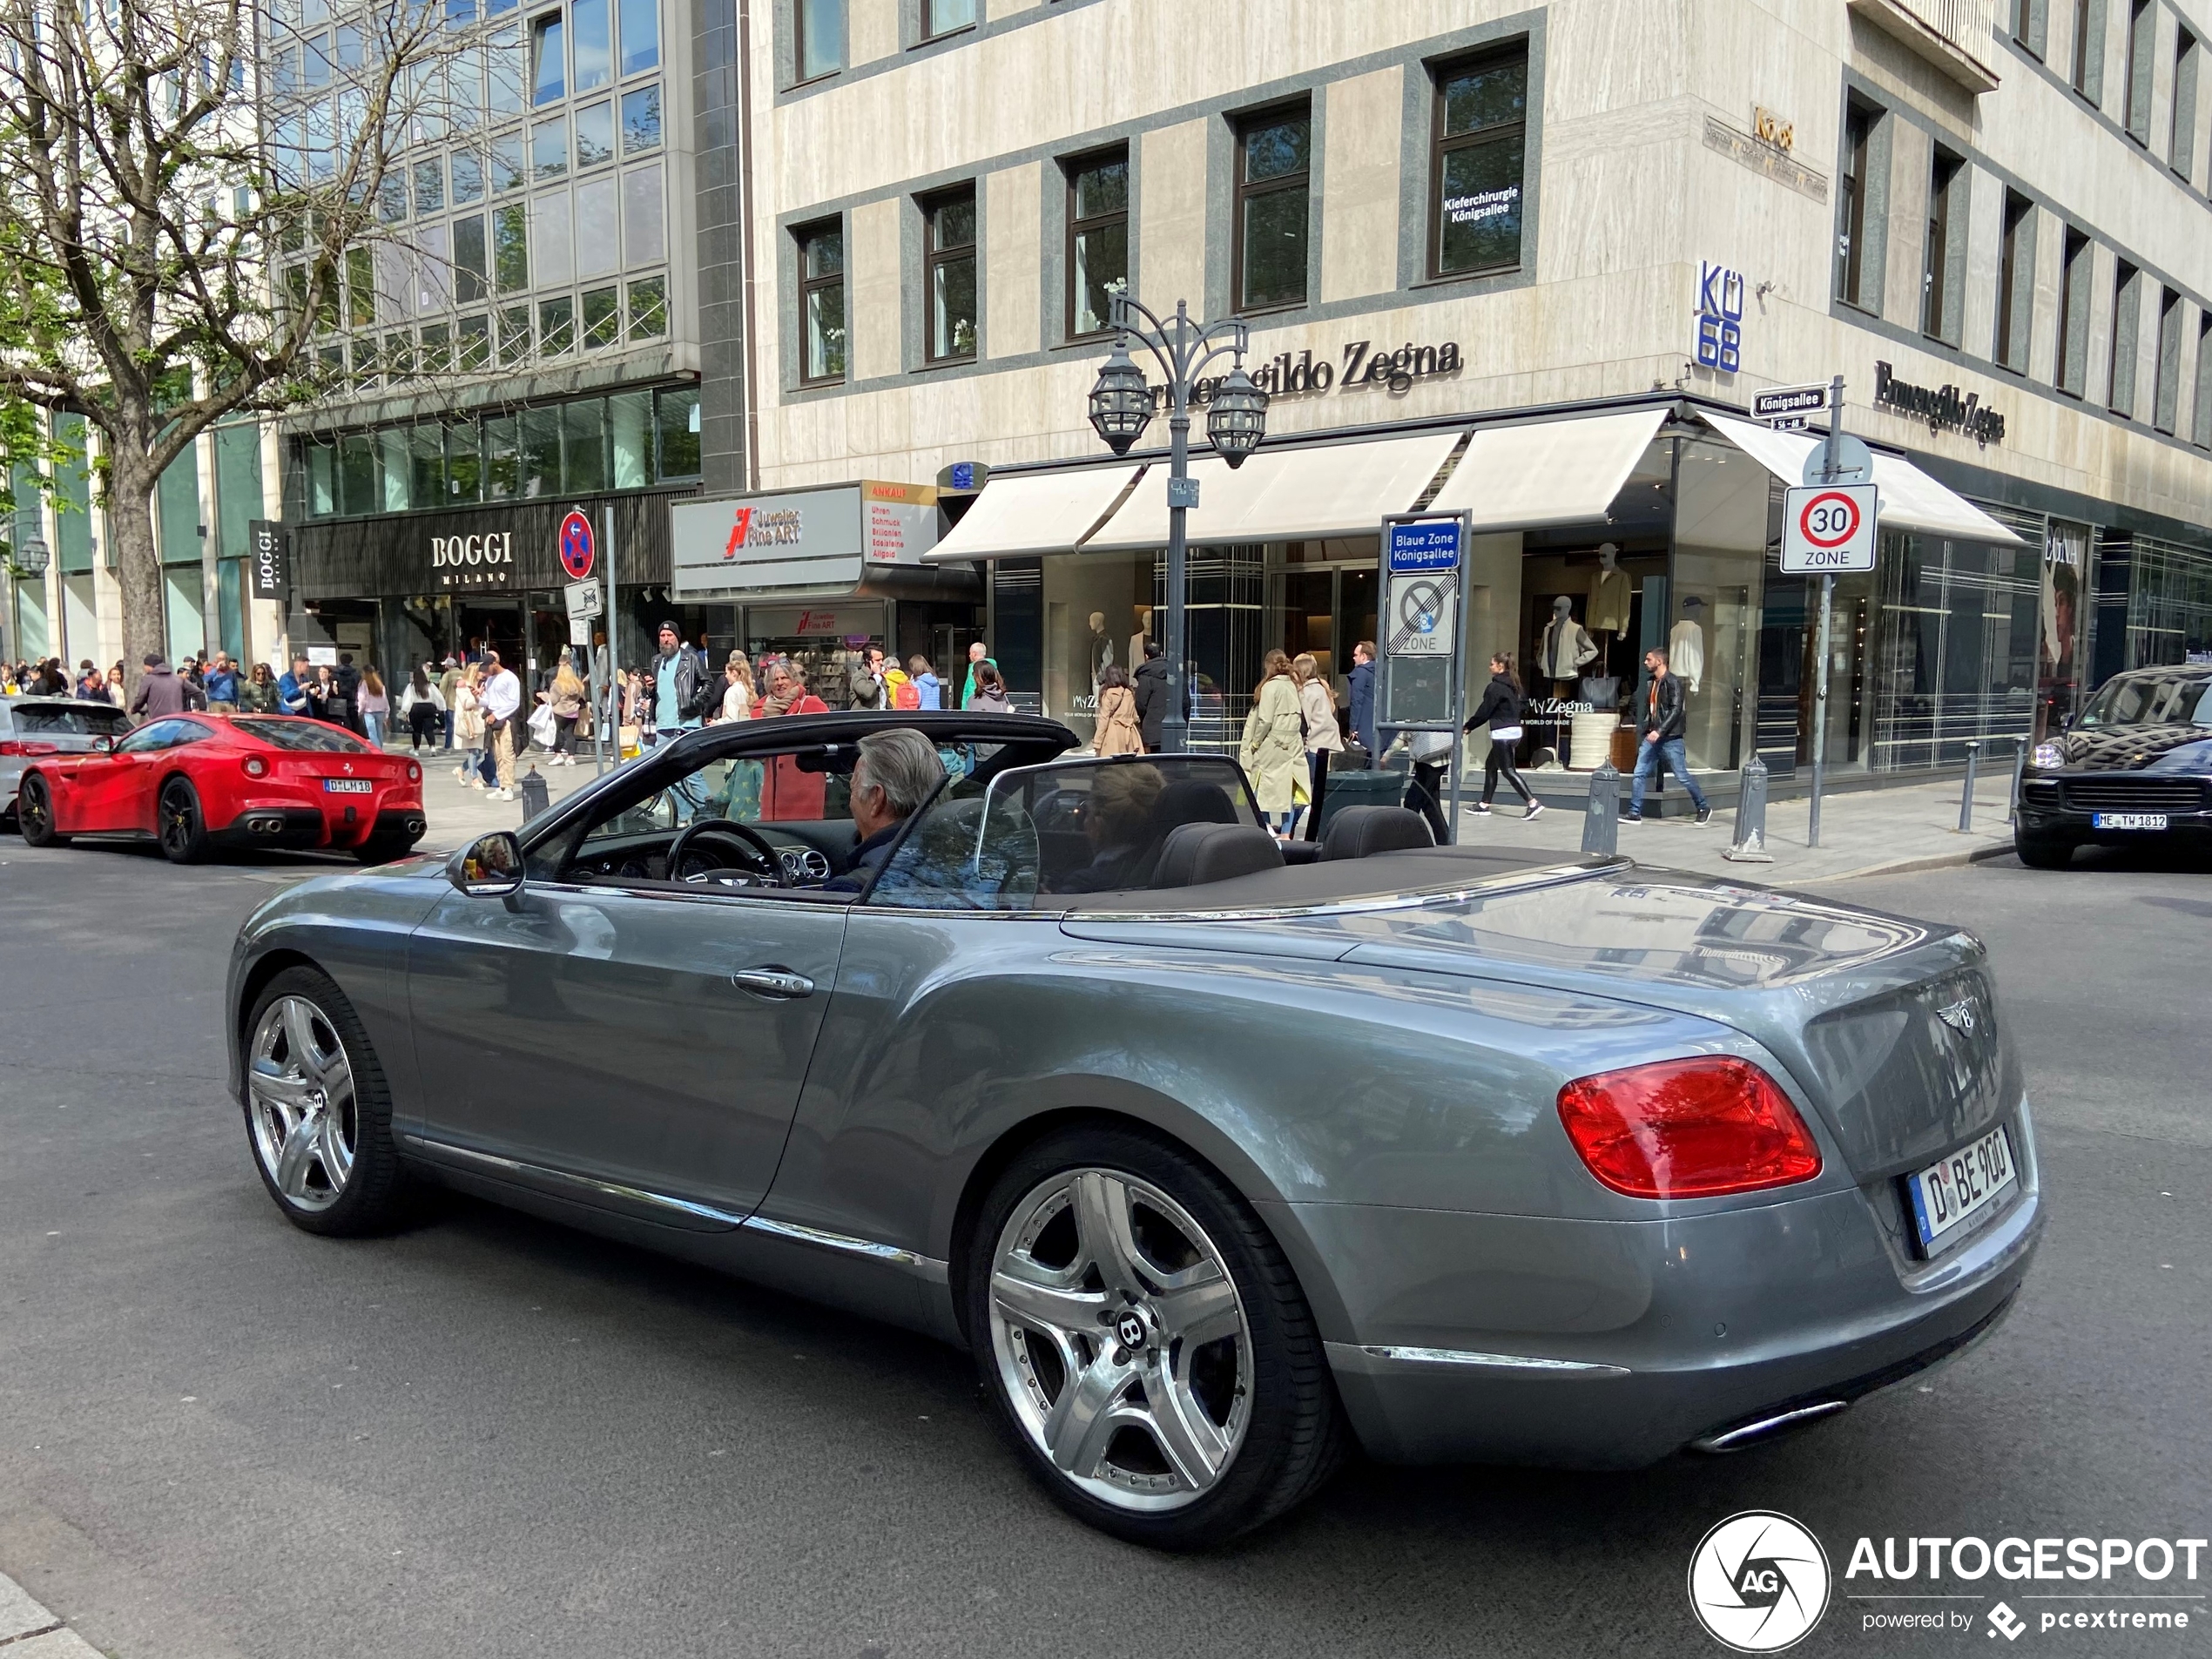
[428,530,516,589]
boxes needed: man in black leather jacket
[1628,646,1710,824]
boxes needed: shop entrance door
[457,599,525,674]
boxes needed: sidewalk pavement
[1427,772,2020,883]
[399,738,610,853]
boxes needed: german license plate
[323,778,374,794]
[2091,812,2167,830]
[1905,1125,2017,1252]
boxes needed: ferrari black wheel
[158,776,212,864]
[17,774,67,846]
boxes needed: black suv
[2016,664,2212,867]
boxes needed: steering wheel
[665,819,791,887]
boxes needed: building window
[1428,46,1527,279]
[453,214,488,300]
[922,186,978,363]
[576,99,615,166]
[490,130,525,192]
[2194,314,2212,448]
[2056,227,2092,395]
[1921,149,1964,344]
[582,284,620,348]
[498,304,532,365]
[2013,0,2048,57]
[494,202,529,290]
[627,275,667,339]
[573,0,610,91]
[618,0,658,73]
[540,293,576,354]
[450,146,485,204]
[621,83,661,152]
[2123,0,2153,140]
[2152,287,2182,433]
[529,9,564,105]
[1064,149,1128,339]
[2174,30,2200,181]
[413,155,444,214]
[795,0,842,81]
[1994,191,2033,372]
[1838,102,1872,308]
[2072,0,2106,103]
[2108,260,2141,416]
[796,219,846,383]
[923,0,975,39]
[1233,105,1310,312]
[532,114,568,179]
[657,386,702,478]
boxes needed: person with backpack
[885,663,922,710]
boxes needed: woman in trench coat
[1239,649,1306,836]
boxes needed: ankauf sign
[671,480,940,598]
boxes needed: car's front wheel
[2014,827,2075,868]
[158,776,210,864]
[16,775,66,846]
[243,967,413,1236]
[967,1124,1343,1548]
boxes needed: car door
[403,880,848,1227]
[66,718,185,829]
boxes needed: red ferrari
[15,713,428,865]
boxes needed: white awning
[1082,432,1462,551]
[1424,407,1669,530]
[1702,414,2025,544]
[924,463,1144,561]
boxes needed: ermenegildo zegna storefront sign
[670,480,940,598]
[1874,360,2006,445]
[287,492,683,598]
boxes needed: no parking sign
[1781,483,1878,574]
[558,510,596,581]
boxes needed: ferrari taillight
[1555,1057,1823,1198]
[406,762,421,782]
[243,755,269,778]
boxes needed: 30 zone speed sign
[1781,482,1878,573]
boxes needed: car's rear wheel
[967,1124,1343,1549]
[2014,828,2075,868]
[158,776,210,864]
[243,967,412,1236]
[16,775,66,846]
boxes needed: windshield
[232,717,374,752]
[868,755,1262,910]
[12,704,129,736]
[2075,673,2212,729]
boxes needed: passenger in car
[1055,763,1165,892]
[822,729,946,892]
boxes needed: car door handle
[732,968,815,1000]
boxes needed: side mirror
[448,830,526,897]
[91,735,114,754]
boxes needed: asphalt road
[1,836,2205,1658]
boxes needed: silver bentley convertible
[226,711,2041,1548]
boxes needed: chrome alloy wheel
[246,995,357,1212]
[988,1169,1252,1512]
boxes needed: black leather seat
[1150,822,1286,889]
[1320,805,1435,861]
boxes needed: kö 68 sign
[1695,260,1747,374]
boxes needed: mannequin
[1669,596,1707,694]
[1537,594,1597,685]
[1087,610,1113,695]
[1588,543,1632,635]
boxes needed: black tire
[16,774,67,846]
[2013,829,2074,869]
[158,775,211,864]
[241,966,415,1237]
[965,1123,1344,1549]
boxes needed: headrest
[1321,805,1435,861]
[1150,779,1242,834]
[1150,822,1285,889]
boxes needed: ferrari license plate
[1905,1125,2017,1252]
[2091,812,2167,830]
[323,778,374,794]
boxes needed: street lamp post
[1087,296,1267,753]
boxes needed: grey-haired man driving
[822,727,945,892]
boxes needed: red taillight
[0,740,58,757]
[1556,1057,1822,1198]
[243,755,269,778]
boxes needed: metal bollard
[518,765,550,824]
[1958,740,1981,833]
[2007,737,2027,826]
[1581,762,1621,856]
[1723,753,1774,863]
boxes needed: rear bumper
[212,800,426,851]
[1287,1116,2043,1468]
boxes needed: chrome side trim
[1334,1340,1629,1375]
[739,1215,951,1283]
[1052,859,1626,925]
[399,1134,749,1227]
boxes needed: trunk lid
[1062,863,2019,1178]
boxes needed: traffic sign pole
[1808,374,1844,849]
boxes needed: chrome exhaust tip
[1691,1400,1849,1454]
